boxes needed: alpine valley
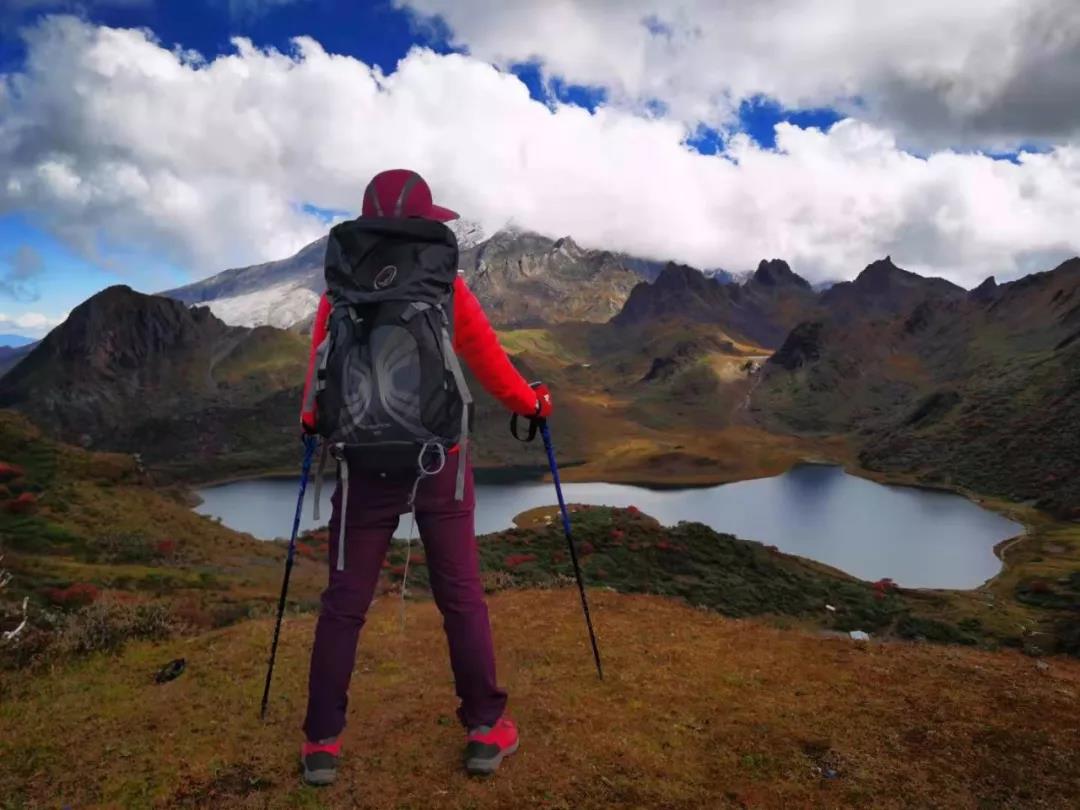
[2,228,1076,522]
[3,226,1080,809]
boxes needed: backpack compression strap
[442,324,473,500]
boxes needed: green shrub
[84,533,157,564]
[210,602,253,628]
[59,601,174,656]
[1056,617,1080,657]
[896,615,978,645]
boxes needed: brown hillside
[3,589,1079,809]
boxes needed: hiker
[297,169,553,785]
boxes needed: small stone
[1035,660,1050,673]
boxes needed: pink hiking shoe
[301,738,341,786]
[464,716,519,776]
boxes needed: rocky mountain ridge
[754,257,1080,516]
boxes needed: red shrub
[409,553,426,566]
[0,462,25,483]
[390,565,407,576]
[657,539,672,551]
[504,554,537,568]
[578,542,595,555]
[295,542,318,559]
[156,538,178,558]
[45,582,100,608]
[610,529,625,541]
[626,505,641,516]
[872,578,896,593]
[6,492,36,514]
[1028,579,1053,594]
[552,551,565,563]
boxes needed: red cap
[361,169,459,222]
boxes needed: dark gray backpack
[310,217,473,522]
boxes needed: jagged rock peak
[751,259,811,290]
[448,218,486,250]
[650,262,717,291]
[55,285,225,362]
[859,255,902,278]
[971,276,999,301]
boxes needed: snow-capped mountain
[164,219,487,329]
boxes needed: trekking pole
[511,409,603,680]
[260,434,318,721]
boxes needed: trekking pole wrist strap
[510,412,543,443]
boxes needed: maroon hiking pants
[302,452,508,742]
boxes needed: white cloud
[0,245,44,302]
[0,310,66,336]
[1,15,1079,291]
[398,0,1080,151]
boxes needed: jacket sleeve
[452,275,538,415]
[300,293,332,431]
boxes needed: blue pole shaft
[261,436,318,719]
[541,422,603,680]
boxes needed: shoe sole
[301,759,337,787]
[465,739,519,777]
[303,766,337,786]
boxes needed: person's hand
[531,382,553,419]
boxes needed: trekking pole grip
[509,380,548,443]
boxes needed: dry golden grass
[3,589,1079,809]
[564,425,852,487]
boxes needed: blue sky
[1,0,1076,338]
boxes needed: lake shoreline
[189,454,1035,528]
[192,463,1022,590]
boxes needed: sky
[1,1,1079,338]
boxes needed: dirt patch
[164,762,273,808]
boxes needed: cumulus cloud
[0,310,65,336]
[398,0,1080,151]
[0,246,44,302]
[1,15,1079,290]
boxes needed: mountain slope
[459,230,643,327]
[0,285,309,477]
[3,409,1078,808]
[0,344,32,377]
[0,333,35,348]
[163,237,327,330]
[754,257,1080,515]
[3,589,1078,808]
[820,256,965,319]
[614,259,818,349]
[164,220,487,329]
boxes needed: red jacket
[300,275,536,431]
